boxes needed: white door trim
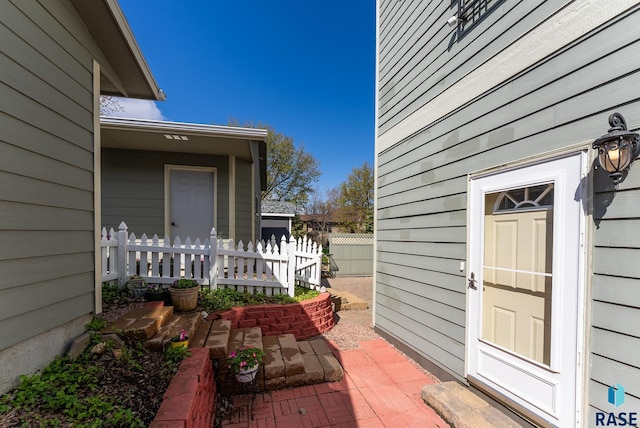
[164,165,217,239]
[465,151,588,427]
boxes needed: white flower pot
[235,365,259,383]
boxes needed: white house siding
[376,0,640,418]
[0,0,109,391]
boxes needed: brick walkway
[221,337,450,427]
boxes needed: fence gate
[328,234,374,276]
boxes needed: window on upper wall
[455,0,505,37]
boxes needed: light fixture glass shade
[598,138,633,173]
[593,113,640,183]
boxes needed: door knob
[171,222,176,226]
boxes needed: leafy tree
[337,162,374,233]
[228,120,321,205]
[304,187,340,244]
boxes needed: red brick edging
[149,348,215,427]
[214,292,335,340]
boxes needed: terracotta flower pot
[168,285,200,311]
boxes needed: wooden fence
[100,222,323,297]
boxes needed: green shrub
[101,283,127,303]
[199,286,320,312]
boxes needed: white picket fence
[100,222,322,297]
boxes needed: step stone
[278,334,305,376]
[302,354,325,384]
[421,381,523,428]
[205,319,231,359]
[191,319,212,347]
[317,353,343,382]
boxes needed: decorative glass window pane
[493,183,554,213]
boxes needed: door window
[482,183,554,365]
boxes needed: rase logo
[596,384,637,426]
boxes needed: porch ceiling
[101,117,267,161]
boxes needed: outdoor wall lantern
[592,112,640,184]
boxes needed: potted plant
[168,329,189,349]
[144,283,166,302]
[126,275,148,299]
[227,346,265,383]
[168,278,200,311]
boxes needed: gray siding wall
[377,0,640,415]
[235,159,253,244]
[101,149,230,237]
[0,0,104,351]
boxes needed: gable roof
[71,0,163,100]
[262,201,297,216]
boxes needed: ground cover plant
[0,286,189,428]
[199,285,320,312]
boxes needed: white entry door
[169,168,215,242]
[467,153,586,427]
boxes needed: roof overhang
[101,117,268,186]
[71,0,163,100]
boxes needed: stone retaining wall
[215,293,335,340]
[149,347,215,427]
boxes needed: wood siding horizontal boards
[9,0,94,74]
[0,252,93,291]
[377,210,466,229]
[0,22,91,107]
[591,354,640,396]
[0,201,92,231]
[377,294,465,351]
[376,270,465,309]
[377,226,466,243]
[591,301,640,339]
[378,193,467,219]
[377,0,406,41]
[375,310,465,380]
[594,219,640,248]
[0,271,93,322]
[0,142,93,192]
[377,252,462,276]
[591,328,640,377]
[378,241,466,260]
[0,292,92,351]
[0,2,91,90]
[593,188,640,220]
[592,275,640,308]
[0,83,93,153]
[0,51,91,132]
[0,113,92,170]
[378,51,640,189]
[588,376,640,415]
[379,1,548,131]
[0,231,91,261]
[378,15,640,172]
[0,171,92,210]
[593,247,640,279]
[378,176,467,207]
[378,0,441,73]
[379,2,639,136]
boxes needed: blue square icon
[608,384,625,407]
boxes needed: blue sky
[116,1,376,192]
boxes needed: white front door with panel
[467,153,586,427]
[169,168,215,242]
